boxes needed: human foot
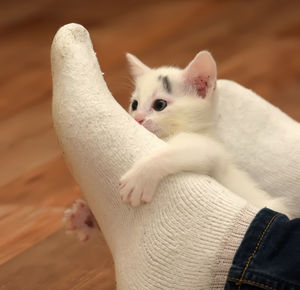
[52,23,258,289]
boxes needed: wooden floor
[0,0,299,288]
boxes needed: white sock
[51,24,258,289]
[215,80,300,217]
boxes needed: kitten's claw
[63,199,99,241]
[119,161,160,207]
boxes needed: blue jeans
[225,208,300,290]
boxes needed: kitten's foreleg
[119,132,229,207]
[120,132,287,212]
[165,133,288,212]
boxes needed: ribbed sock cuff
[211,205,258,289]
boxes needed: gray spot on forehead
[158,75,171,93]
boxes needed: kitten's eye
[153,99,167,111]
[131,100,138,111]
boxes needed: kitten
[120,51,285,211]
[64,51,285,240]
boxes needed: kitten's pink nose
[134,117,144,124]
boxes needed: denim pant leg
[225,208,300,290]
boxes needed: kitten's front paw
[119,160,160,207]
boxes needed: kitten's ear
[126,53,151,78]
[183,51,217,98]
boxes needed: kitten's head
[126,51,217,139]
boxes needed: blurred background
[0,0,299,289]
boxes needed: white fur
[121,52,287,213]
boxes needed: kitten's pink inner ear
[126,53,151,78]
[183,51,217,98]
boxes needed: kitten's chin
[142,119,162,137]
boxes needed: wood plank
[0,156,79,207]
[0,230,115,290]
[0,205,64,265]
[0,156,80,264]
[0,99,60,186]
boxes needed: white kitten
[120,51,286,212]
